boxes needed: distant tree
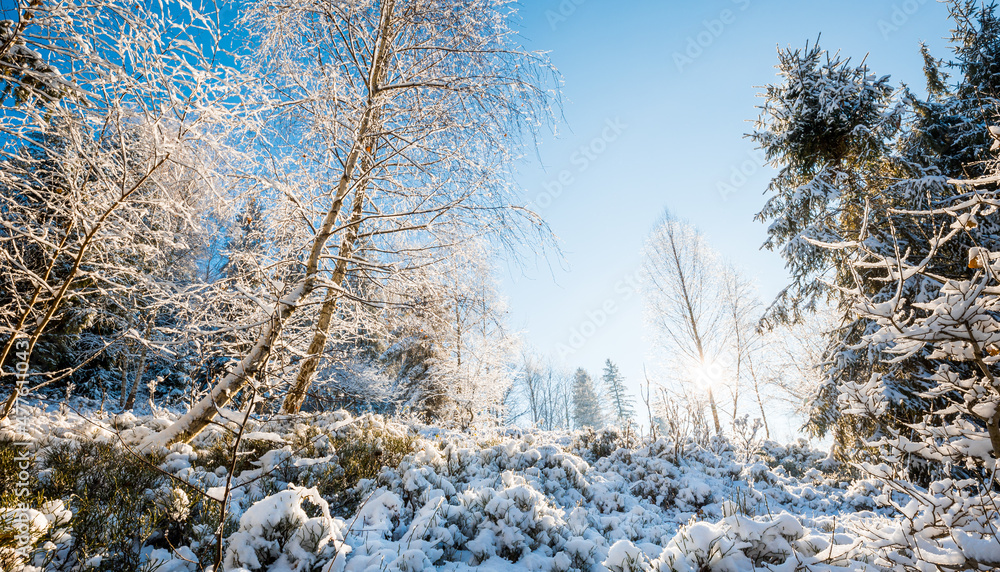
[547,368,574,431]
[225,195,269,287]
[517,352,547,426]
[642,211,725,433]
[510,351,572,430]
[602,360,634,425]
[572,367,602,429]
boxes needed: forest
[1,0,1000,571]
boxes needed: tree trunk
[119,356,129,410]
[280,180,366,414]
[731,329,741,426]
[706,386,722,435]
[280,1,395,415]
[747,354,770,439]
[124,341,149,411]
[140,288,291,448]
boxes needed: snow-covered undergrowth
[0,404,994,571]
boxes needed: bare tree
[642,211,726,434]
[720,264,771,438]
[379,239,520,426]
[0,0,237,419]
[141,0,557,447]
[766,308,837,416]
[517,351,547,427]
[509,351,574,430]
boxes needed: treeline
[506,357,635,431]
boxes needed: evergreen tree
[225,194,269,287]
[602,359,635,424]
[753,3,1000,471]
[572,368,602,429]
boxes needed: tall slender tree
[602,359,635,425]
[642,211,725,434]
[720,264,771,437]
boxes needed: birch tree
[642,211,726,434]
[721,265,770,437]
[143,0,556,447]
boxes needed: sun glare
[689,360,726,389]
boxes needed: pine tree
[572,368,602,429]
[602,359,635,424]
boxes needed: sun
[688,359,726,389]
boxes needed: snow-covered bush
[2,403,889,571]
[571,426,634,461]
[224,486,347,572]
[0,500,72,571]
[604,539,649,572]
[650,512,868,572]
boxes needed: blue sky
[502,0,954,438]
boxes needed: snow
[243,431,287,443]
[224,485,347,572]
[5,403,1000,571]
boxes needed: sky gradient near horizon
[501,0,954,439]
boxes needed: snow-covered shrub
[853,469,1000,571]
[224,486,347,572]
[0,500,73,571]
[466,471,569,562]
[731,415,765,463]
[651,512,865,572]
[3,403,880,571]
[149,486,192,523]
[571,426,630,461]
[35,439,178,571]
[758,439,837,479]
[651,520,752,571]
[604,539,649,572]
[321,416,417,515]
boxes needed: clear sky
[502,0,954,439]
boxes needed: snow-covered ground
[0,403,982,571]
